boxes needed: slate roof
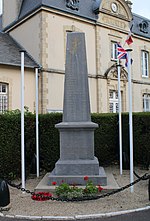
[18,0,150,40]
[18,0,99,21]
[131,13,150,39]
[0,32,39,68]
[3,0,150,41]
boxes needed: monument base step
[35,168,119,193]
[48,167,107,185]
[52,157,102,176]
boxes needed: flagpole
[20,50,26,189]
[117,59,122,175]
[126,49,134,193]
[35,68,39,177]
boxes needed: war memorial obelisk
[49,32,107,185]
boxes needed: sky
[0,0,150,19]
[132,0,150,19]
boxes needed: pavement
[0,207,150,221]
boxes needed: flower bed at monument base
[31,176,104,201]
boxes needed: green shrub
[0,113,21,178]
[0,111,150,179]
[133,113,150,168]
[92,113,118,165]
[39,113,62,171]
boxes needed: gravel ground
[2,166,150,217]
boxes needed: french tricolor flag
[126,30,133,45]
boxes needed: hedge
[0,112,149,179]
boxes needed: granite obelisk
[49,32,107,185]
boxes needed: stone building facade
[0,0,150,113]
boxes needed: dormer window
[92,0,100,14]
[139,21,149,33]
[66,0,80,11]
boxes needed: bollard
[0,179,10,207]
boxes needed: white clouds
[132,0,150,19]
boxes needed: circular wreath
[31,192,52,201]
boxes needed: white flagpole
[126,49,134,192]
[35,68,39,177]
[21,50,25,189]
[117,59,122,175]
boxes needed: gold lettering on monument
[102,16,126,29]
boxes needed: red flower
[97,185,103,192]
[31,192,52,201]
[84,176,89,181]
[52,181,57,185]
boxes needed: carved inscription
[102,15,126,29]
[70,37,81,55]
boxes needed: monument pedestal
[53,158,100,175]
[48,122,107,185]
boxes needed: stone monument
[48,32,107,185]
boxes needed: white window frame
[0,83,8,113]
[109,90,119,113]
[111,41,118,61]
[143,94,150,112]
[142,51,149,77]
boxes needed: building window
[139,20,149,33]
[109,90,119,113]
[0,83,8,113]
[111,41,118,60]
[143,94,150,112]
[141,51,149,77]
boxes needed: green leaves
[84,180,98,194]
[55,180,99,200]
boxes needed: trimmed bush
[39,113,62,171]
[92,113,118,165]
[0,112,150,179]
[0,113,21,179]
[133,112,150,168]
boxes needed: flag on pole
[117,43,127,60]
[125,57,133,67]
[126,30,133,45]
[117,43,133,67]
[117,42,128,65]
